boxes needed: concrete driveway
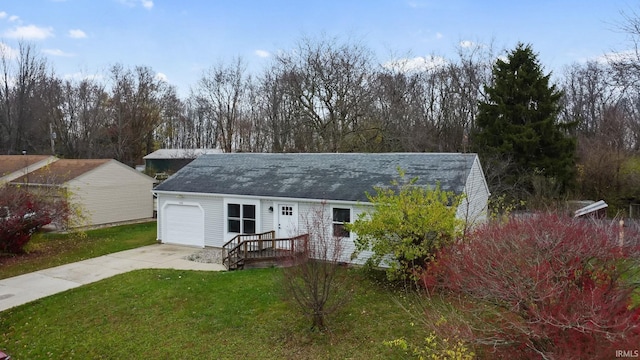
[0,244,226,312]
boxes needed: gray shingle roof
[154,153,478,203]
[143,148,222,160]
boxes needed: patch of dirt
[0,249,45,268]
[0,240,72,273]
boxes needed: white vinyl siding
[260,200,275,233]
[204,197,223,247]
[456,156,490,225]
[294,201,372,265]
[347,205,375,265]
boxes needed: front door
[276,203,298,238]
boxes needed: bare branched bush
[280,202,353,331]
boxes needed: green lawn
[0,221,158,279]
[0,267,422,359]
[2,221,635,358]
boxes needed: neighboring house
[10,158,156,227]
[0,155,57,184]
[143,148,223,178]
[153,153,490,264]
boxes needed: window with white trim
[332,207,351,238]
[227,203,256,234]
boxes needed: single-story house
[9,158,156,227]
[0,155,56,184]
[143,148,223,179]
[153,153,490,264]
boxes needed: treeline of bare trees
[183,38,495,155]
[2,32,640,184]
[0,43,181,167]
[0,37,496,165]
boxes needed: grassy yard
[0,267,423,359]
[1,221,636,358]
[0,221,158,279]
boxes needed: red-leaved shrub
[422,213,640,359]
[0,186,70,254]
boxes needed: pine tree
[474,43,576,198]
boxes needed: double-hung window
[227,203,256,234]
[332,207,351,238]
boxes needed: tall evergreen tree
[474,43,576,198]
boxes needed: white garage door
[163,204,204,247]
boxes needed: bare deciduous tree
[280,202,353,331]
[0,42,49,154]
[48,77,110,158]
[275,36,375,152]
[255,65,300,152]
[191,58,248,152]
[106,64,170,166]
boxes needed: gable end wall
[456,156,489,225]
[68,162,154,226]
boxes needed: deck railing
[223,230,276,252]
[222,232,308,270]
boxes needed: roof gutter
[151,189,373,206]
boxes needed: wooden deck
[222,231,309,270]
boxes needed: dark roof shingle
[154,153,478,203]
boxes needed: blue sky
[0,0,635,96]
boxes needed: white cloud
[435,32,443,40]
[459,40,475,48]
[255,49,270,58]
[119,0,153,9]
[0,13,20,22]
[4,25,54,40]
[595,50,636,64]
[43,48,74,57]
[68,29,87,39]
[0,42,18,59]
[408,1,428,8]
[155,72,168,82]
[383,55,448,73]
